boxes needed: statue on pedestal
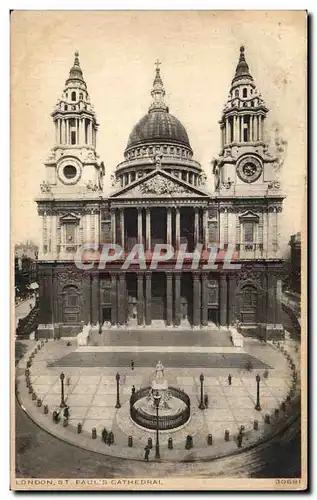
[155,360,164,384]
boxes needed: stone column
[175,208,180,250]
[82,273,91,325]
[137,273,144,325]
[110,273,117,325]
[120,209,125,250]
[234,115,238,142]
[174,273,181,326]
[145,272,152,325]
[259,116,263,141]
[91,273,99,325]
[166,272,173,326]
[146,208,151,251]
[255,115,258,141]
[111,209,116,244]
[194,208,199,247]
[193,272,201,327]
[203,208,208,249]
[227,275,236,326]
[219,275,228,327]
[201,273,208,327]
[167,207,172,245]
[137,208,143,245]
[118,274,126,325]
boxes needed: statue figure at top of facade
[155,360,165,384]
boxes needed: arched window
[235,89,239,97]
[71,91,76,101]
[64,104,68,110]
[243,88,248,98]
[79,92,83,100]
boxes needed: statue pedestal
[149,379,171,409]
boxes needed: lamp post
[153,390,161,459]
[59,372,66,408]
[255,374,261,411]
[115,372,121,408]
[199,373,205,410]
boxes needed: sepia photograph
[11,10,307,491]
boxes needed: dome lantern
[149,59,169,113]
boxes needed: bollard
[168,437,173,450]
[43,404,48,414]
[207,434,213,446]
[274,408,279,418]
[32,392,37,401]
[147,437,153,449]
[128,435,133,448]
[264,414,270,424]
[92,428,97,439]
[36,398,42,407]
[185,435,191,450]
[224,430,230,441]
[253,420,259,430]
[77,423,82,434]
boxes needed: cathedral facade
[36,47,285,340]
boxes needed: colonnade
[110,206,209,250]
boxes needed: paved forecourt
[15,334,298,461]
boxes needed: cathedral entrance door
[151,273,166,321]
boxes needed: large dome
[126,110,190,150]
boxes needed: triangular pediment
[239,210,259,221]
[110,169,209,199]
[59,212,81,222]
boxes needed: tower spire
[66,51,85,86]
[232,46,253,83]
[149,60,168,113]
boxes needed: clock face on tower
[236,156,263,183]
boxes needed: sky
[11,10,307,253]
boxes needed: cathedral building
[36,47,285,340]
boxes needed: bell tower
[42,51,104,193]
[213,46,280,197]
